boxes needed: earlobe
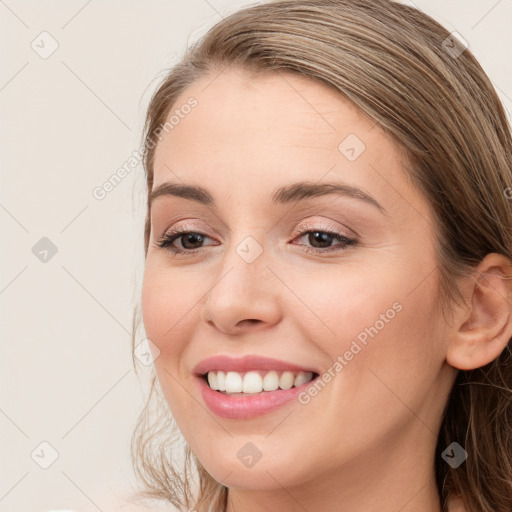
[446,253,512,371]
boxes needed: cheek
[141,265,202,416]
[327,269,445,428]
[292,261,444,398]
[285,264,404,358]
[141,263,200,360]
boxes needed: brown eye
[155,230,216,254]
[292,226,358,254]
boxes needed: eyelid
[161,219,216,238]
[152,209,230,233]
[293,219,356,239]
[159,217,357,242]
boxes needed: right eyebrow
[148,180,386,215]
[149,182,214,208]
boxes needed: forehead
[157,70,384,166]
[151,68,423,219]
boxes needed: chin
[193,442,312,491]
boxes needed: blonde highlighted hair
[131,1,512,511]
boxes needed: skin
[141,68,512,512]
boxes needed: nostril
[236,319,261,328]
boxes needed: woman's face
[142,68,457,497]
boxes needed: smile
[205,370,316,394]
[193,355,320,419]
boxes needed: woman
[130,1,512,511]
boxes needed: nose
[200,238,282,335]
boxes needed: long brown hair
[130,1,512,510]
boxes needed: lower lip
[196,375,317,419]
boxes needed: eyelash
[154,222,358,256]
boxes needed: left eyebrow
[149,180,386,214]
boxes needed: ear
[446,253,512,371]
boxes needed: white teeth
[207,372,218,390]
[242,371,263,393]
[206,369,315,394]
[279,371,295,390]
[294,371,313,387]
[225,371,243,393]
[263,371,279,391]
[216,371,226,391]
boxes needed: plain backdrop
[1,1,511,511]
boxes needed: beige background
[1,1,511,511]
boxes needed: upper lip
[193,355,319,376]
